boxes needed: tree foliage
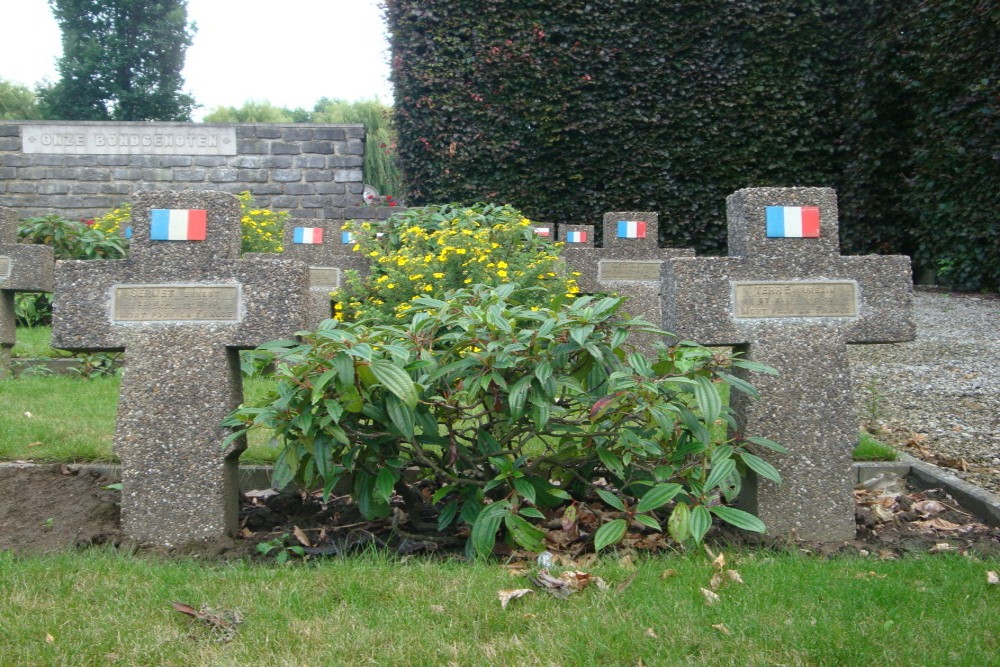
[386,0,999,289]
[0,79,43,120]
[40,0,196,121]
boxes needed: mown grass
[10,325,66,358]
[0,547,995,665]
[0,375,280,464]
[853,432,899,462]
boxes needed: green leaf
[710,505,767,533]
[375,468,396,504]
[740,452,783,484]
[385,392,415,441]
[594,518,628,552]
[596,488,626,511]
[703,458,737,493]
[519,507,545,519]
[634,514,662,531]
[370,360,418,407]
[504,514,546,552]
[635,483,684,513]
[310,368,338,403]
[547,487,572,500]
[513,478,537,505]
[471,501,510,556]
[689,505,712,543]
[668,502,690,543]
[437,500,459,531]
[747,436,788,453]
[716,371,759,399]
[693,375,722,424]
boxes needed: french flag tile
[617,220,646,239]
[293,227,324,244]
[150,209,207,241]
[766,206,820,238]
[341,231,355,244]
[565,231,588,243]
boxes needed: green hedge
[387,0,999,289]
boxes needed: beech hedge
[386,0,999,289]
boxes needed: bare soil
[2,464,998,561]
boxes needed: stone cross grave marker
[559,212,693,351]
[661,187,915,541]
[52,191,309,547]
[281,219,371,327]
[0,206,54,377]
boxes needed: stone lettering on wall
[597,260,662,282]
[0,256,10,280]
[112,284,241,322]
[733,281,858,318]
[22,124,237,155]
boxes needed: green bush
[237,191,287,254]
[224,285,783,556]
[15,215,128,326]
[335,202,579,324]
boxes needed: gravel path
[848,287,1000,495]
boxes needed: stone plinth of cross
[52,191,309,547]
[559,212,693,352]
[661,187,915,541]
[281,219,371,327]
[0,207,54,377]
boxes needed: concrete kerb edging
[8,455,1000,529]
[854,454,1000,527]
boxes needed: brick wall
[0,121,376,221]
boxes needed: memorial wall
[0,121,371,221]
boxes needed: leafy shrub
[13,292,52,327]
[224,285,783,556]
[335,202,579,324]
[237,191,286,254]
[18,215,127,261]
[91,202,132,241]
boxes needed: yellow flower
[422,284,433,291]
[497,270,508,278]
[387,283,396,289]
[463,278,472,284]
[432,272,444,278]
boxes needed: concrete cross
[661,187,915,541]
[0,207,54,377]
[52,191,309,547]
[560,212,693,351]
[281,218,371,327]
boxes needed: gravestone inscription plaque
[0,207,54,377]
[661,187,915,541]
[51,191,309,547]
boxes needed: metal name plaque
[0,256,9,280]
[598,260,662,282]
[112,285,241,322]
[22,124,237,156]
[733,281,858,319]
[309,267,341,289]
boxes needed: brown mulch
[2,464,998,560]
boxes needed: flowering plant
[237,191,286,254]
[334,203,579,323]
[362,192,400,207]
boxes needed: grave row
[0,187,914,547]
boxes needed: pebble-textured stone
[0,206,54,377]
[661,187,915,542]
[50,191,309,547]
[559,212,693,353]
[280,218,372,327]
[849,288,1000,496]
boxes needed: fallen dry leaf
[929,542,959,554]
[916,518,963,532]
[292,525,312,547]
[430,605,446,613]
[987,571,999,586]
[712,552,726,571]
[872,505,896,523]
[709,572,724,590]
[660,569,678,579]
[45,633,54,644]
[726,569,745,584]
[616,572,638,593]
[645,628,658,638]
[700,587,721,605]
[618,553,636,570]
[712,623,732,635]
[498,589,533,609]
[530,569,574,599]
[912,500,946,516]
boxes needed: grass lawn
[0,374,280,464]
[10,325,68,358]
[0,547,995,664]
